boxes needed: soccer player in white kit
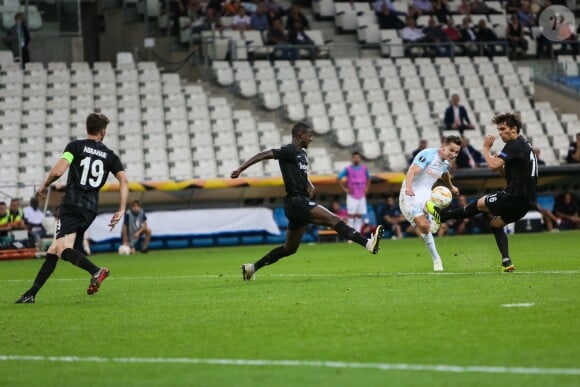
[399,136,461,271]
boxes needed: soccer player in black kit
[231,122,384,281]
[428,112,538,272]
[15,113,129,303]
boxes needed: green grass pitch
[1,231,579,387]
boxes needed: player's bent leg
[415,215,443,271]
[310,205,372,248]
[488,216,514,272]
[15,253,59,304]
[242,226,305,281]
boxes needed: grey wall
[534,82,580,116]
[29,36,84,63]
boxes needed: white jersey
[400,148,450,222]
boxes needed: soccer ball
[118,245,131,255]
[431,186,453,208]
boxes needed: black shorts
[485,191,531,224]
[284,196,317,230]
[56,205,96,244]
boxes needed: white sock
[421,233,441,261]
[348,217,355,230]
[353,217,363,233]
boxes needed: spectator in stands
[409,139,428,164]
[373,0,397,15]
[377,4,406,30]
[566,133,580,163]
[338,151,371,234]
[9,198,26,230]
[250,3,270,32]
[441,195,473,236]
[554,192,580,230]
[534,147,546,165]
[459,16,479,55]
[191,7,223,33]
[506,14,528,59]
[379,196,410,240]
[23,197,46,249]
[506,0,522,13]
[223,0,242,16]
[457,0,471,15]
[4,13,31,67]
[442,18,462,45]
[169,0,189,36]
[206,0,223,15]
[411,0,433,15]
[401,17,433,56]
[456,136,486,168]
[122,200,152,254]
[516,1,536,29]
[423,16,451,56]
[329,200,348,222]
[267,18,295,61]
[263,0,284,19]
[0,202,12,247]
[186,0,204,22]
[288,19,316,59]
[431,0,450,24]
[531,201,558,232]
[407,5,420,21]
[476,19,499,57]
[231,7,252,30]
[444,94,475,135]
[471,0,500,14]
[285,4,309,31]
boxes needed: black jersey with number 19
[272,144,309,197]
[497,135,538,201]
[62,139,124,213]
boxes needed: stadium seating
[0,56,308,197]
[2,45,579,200]
[211,55,572,167]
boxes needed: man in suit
[4,13,31,67]
[455,136,486,168]
[444,94,475,135]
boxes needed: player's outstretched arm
[231,150,275,178]
[37,158,70,198]
[482,134,505,171]
[110,170,129,231]
[441,172,459,196]
[403,164,421,196]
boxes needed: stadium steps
[199,78,384,172]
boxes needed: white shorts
[399,189,430,225]
[346,195,367,216]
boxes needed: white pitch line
[1,270,580,283]
[502,303,535,308]
[0,355,579,376]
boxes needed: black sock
[491,227,511,265]
[24,253,58,297]
[61,248,99,275]
[254,245,289,271]
[334,221,368,247]
[442,201,480,222]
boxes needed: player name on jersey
[83,146,108,159]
